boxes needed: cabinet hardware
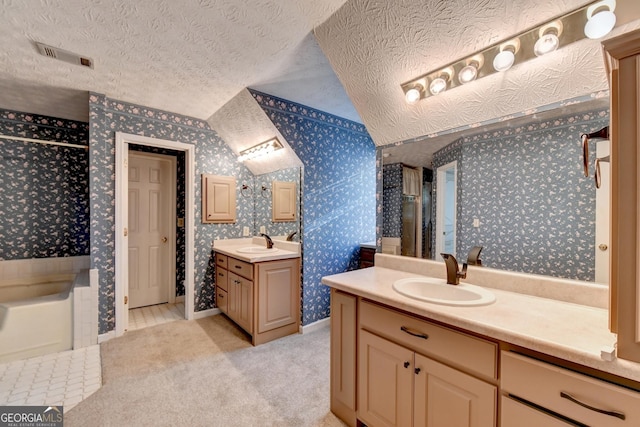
[404,361,410,369]
[401,326,429,340]
[219,272,224,276]
[414,367,421,375]
[218,293,224,298]
[235,265,242,269]
[560,391,625,420]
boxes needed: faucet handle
[467,246,483,266]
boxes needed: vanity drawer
[216,267,228,291]
[501,351,640,426]
[216,287,228,313]
[215,253,228,269]
[359,299,497,380]
[228,257,253,280]
[501,396,573,427]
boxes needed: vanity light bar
[401,0,617,103]
[237,137,284,162]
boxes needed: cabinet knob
[403,361,410,369]
[414,367,421,375]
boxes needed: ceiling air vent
[35,42,94,69]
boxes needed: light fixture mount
[401,0,617,103]
[238,137,284,162]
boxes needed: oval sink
[392,277,495,306]
[236,247,277,254]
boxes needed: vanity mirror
[253,167,301,241]
[381,97,610,283]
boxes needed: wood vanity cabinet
[215,253,300,345]
[603,28,640,363]
[500,351,640,426]
[330,292,497,427]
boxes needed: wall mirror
[252,167,301,241]
[381,97,610,284]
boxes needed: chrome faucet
[440,253,467,285]
[260,233,274,249]
[286,231,297,241]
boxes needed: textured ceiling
[207,89,303,175]
[0,0,350,122]
[315,0,640,147]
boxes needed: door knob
[599,244,608,251]
[162,237,168,243]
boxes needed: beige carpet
[65,315,346,427]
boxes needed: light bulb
[429,77,447,95]
[458,64,478,84]
[584,10,616,39]
[405,85,422,104]
[534,33,559,56]
[493,50,515,72]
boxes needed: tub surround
[212,237,300,263]
[321,254,638,383]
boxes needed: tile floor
[128,301,185,331]
[0,303,184,411]
[0,345,101,410]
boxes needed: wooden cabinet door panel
[358,330,413,427]
[414,353,496,427]
[330,290,357,426]
[257,260,298,333]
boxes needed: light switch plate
[259,226,266,234]
[243,226,250,236]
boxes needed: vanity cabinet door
[216,287,228,314]
[414,353,496,427]
[201,174,236,223]
[272,181,297,222]
[330,289,357,427]
[228,271,253,333]
[358,330,413,427]
[256,259,298,333]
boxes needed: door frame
[435,161,457,257]
[128,151,177,307]
[115,132,195,337]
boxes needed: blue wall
[251,90,376,325]
[431,108,608,281]
[0,109,89,260]
[89,93,256,333]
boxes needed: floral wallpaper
[431,109,608,281]
[0,109,89,260]
[251,90,376,326]
[383,163,403,238]
[89,93,255,334]
[253,167,301,239]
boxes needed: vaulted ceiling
[2,0,640,156]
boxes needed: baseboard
[193,307,221,319]
[300,316,330,334]
[175,295,185,303]
[97,330,116,344]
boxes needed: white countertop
[213,237,300,263]
[321,264,640,384]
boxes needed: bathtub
[0,275,76,364]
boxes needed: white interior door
[128,152,175,308]
[436,161,457,258]
[595,139,610,284]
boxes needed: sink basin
[392,277,495,306]
[236,247,277,254]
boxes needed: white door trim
[128,151,177,306]
[435,161,457,258]
[115,132,195,337]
